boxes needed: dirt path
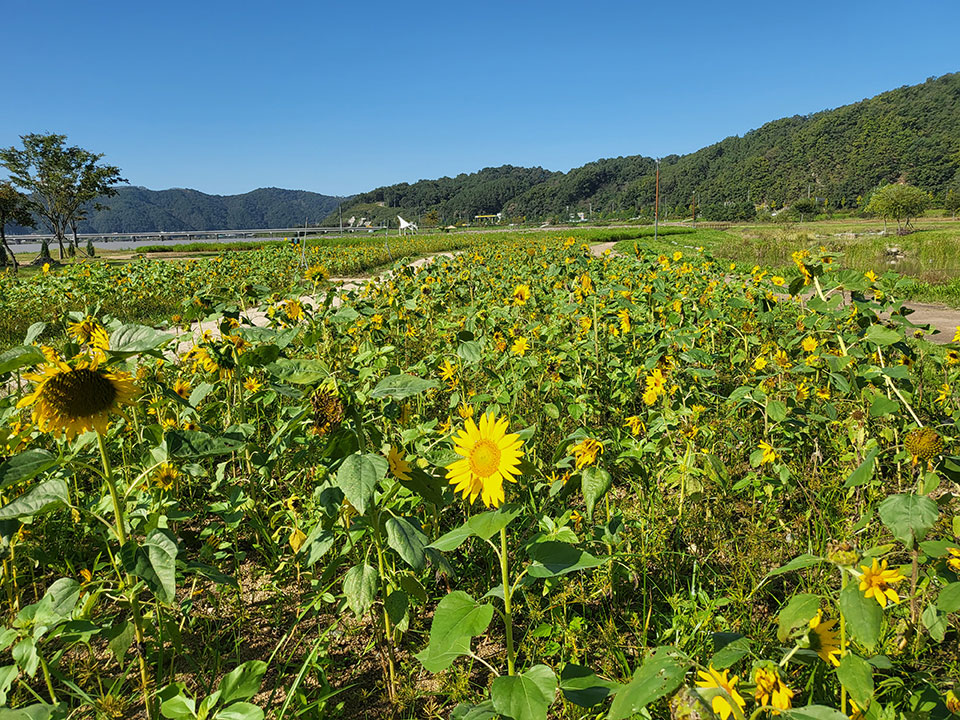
[588,242,959,345]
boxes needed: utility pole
[339,203,343,235]
[692,191,696,228]
[654,158,660,243]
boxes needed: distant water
[5,234,282,254]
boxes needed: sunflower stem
[97,432,155,720]
[839,569,847,715]
[500,526,516,676]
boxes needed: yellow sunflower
[18,353,138,440]
[807,611,842,666]
[446,412,524,508]
[153,462,179,491]
[859,558,905,608]
[753,665,794,712]
[387,445,412,482]
[695,665,746,720]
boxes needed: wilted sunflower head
[310,386,345,436]
[17,353,138,440]
[904,427,943,463]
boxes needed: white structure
[347,216,356,227]
[397,215,418,235]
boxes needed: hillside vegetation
[333,73,960,223]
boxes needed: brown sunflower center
[468,439,501,478]
[45,368,118,418]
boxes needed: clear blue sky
[6,0,959,197]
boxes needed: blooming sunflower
[153,462,179,491]
[859,558,905,607]
[695,665,746,720]
[753,665,794,712]
[512,284,531,306]
[807,611,842,666]
[511,337,529,356]
[243,377,262,393]
[18,353,138,440]
[947,547,960,573]
[758,441,777,465]
[446,412,524,508]
[387,445,411,482]
[172,378,191,400]
[571,438,603,469]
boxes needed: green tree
[0,133,125,260]
[865,183,930,234]
[792,197,819,222]
[945,187,960,219]
[0,181,35,272]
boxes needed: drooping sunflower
[753,665,795,712]
[807,611,842,666]
[571,438,603,469]
[18,353,138,440]
[387,445,411,482]
[446,412,524,508]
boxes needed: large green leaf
[0,479,69,520]
[386,516,428,572]
[785,707,850,720]
[581,467,612,521]
[218,660,267,704]
[370,374,438,400]
[936,582,960,613]
[862,324,902,347]
[878,493,939,549]
[765,553,825,579]
[122,530,179,604]
[165,430,245,458]
[429,505,522,552]
[216,703,264,720]
[843,447,880,488]
[607,650,690,720]
[0,345,45,375]
[0,450,58,491]
[415,591,494,672]
[457,341,483,365]
[342,563,378,618]
[109,324,174,354]
[491,664,557,720]
[559,664,618,707]
[336,453,388,515]
[266,358,329,384]
[839,582,881,649]
[526,542,604,578]
[777,593,819,642]
[837,654,873,707]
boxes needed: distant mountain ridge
[330,72,960,223]
[6,186,346,234]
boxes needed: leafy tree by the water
[0,134,125,259]
[866,183,931,234]
[0,182,34,272]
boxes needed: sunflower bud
[311,387,345,436]
[904,427,943,463]
[827,541,859,568]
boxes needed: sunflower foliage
[0,233,958,720]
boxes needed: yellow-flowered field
[1,231,960,720]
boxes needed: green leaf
[218,660,267,704]
[187,381,214,407]
[165,430,245,458]
[765,554,824,579]
[921,603,948,643]
[109,324,173,354]
[104,621,134,663]
[450,701,497,720]
[297,526,335,568]
[0,479,69,520]
[581,467,612,521]
[869,395,899,417]
[385,516,428,572]
[429,505,522,552]
[491,664,557,720]
[862,324,901,347]
[777,594,819,642]
[710,634,751,669]
[878,493,939,549]
[784,707,850,720]
[559,664,618,707]
[457,341,483,365]
[159,693,196,720]
[0,450,58,491]
[266,358,329,384]
[843,447,880,488]
[607,650,690,720]
[415,591,494,672]
[369,373,438,400]
[836,654,873,707]
[216,703,265,720]
[385,589,408,626]
[839,582,881,649]
[526,542,604,578]
[23,323,47,346]
[767,400,788,423]
[336,453,388,515]
[123,530,178,604]
[0,345,45,375]
[936,582,960,613]
[342,564,378,618]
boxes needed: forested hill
[331,72,960,223]
[8,187,346,234]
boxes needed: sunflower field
[1,233,960,720]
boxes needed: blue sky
[6,1,959,196]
